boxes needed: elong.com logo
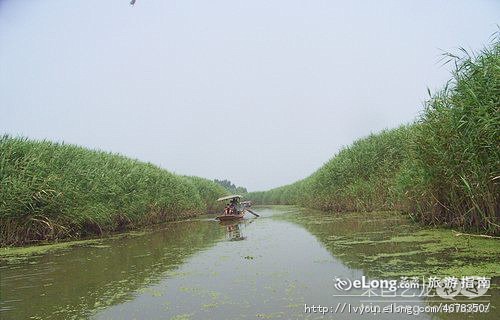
[333,276,490,299]
[334,276,407,292]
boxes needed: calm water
[1,206,498,319]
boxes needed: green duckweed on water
[2,206,499,320]
[0,238,104,261]
[0,230,149,262]
[274,208,500,278]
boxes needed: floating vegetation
[279,209,500,278]
[170,313,193,320]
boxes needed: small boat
[215,195,245,221]
[215,194,260,221]
[216,212,245,221]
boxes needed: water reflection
[272,207,500,320]
[219,219,255,241]
[1,207,498,320]
[0,219,225,320]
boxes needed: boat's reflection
[218,219,254,241]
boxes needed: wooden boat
[216,194,245,221]
[216,212,245,221]
[215,195,259,221]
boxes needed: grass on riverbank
[249,37,499,235]
[0,136,228,246]
[401,41,499,233]
[250,125,414,212]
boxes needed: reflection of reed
[282,209,500,320]
[0,220,225,320]
[282,210,500,280]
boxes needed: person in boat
[224,201,236,215]
[229,198,239,215]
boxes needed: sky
[1,0,499,191]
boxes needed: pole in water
[246,209,260,217]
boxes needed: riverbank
[248,38,499,235]
[0,136,228,246]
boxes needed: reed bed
[0,137,227,246]
[248,38,499,235]
[402,39,499,234]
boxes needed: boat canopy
[217,195,242,202]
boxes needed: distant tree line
[214,179,247,194]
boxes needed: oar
[245,209,260,217]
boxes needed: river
[1,206,498,319]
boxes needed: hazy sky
[1,1,499,191]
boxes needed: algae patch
[0,229,149,260]
[0,238,103,260]
[281,209,500,278]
